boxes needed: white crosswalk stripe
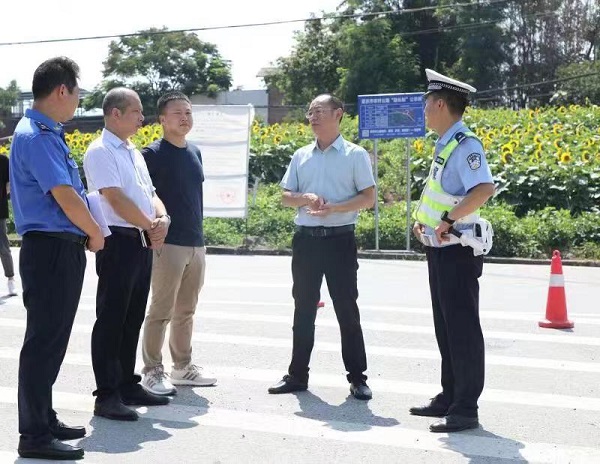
[0,252,598,463]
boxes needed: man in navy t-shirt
[141,92,216,395]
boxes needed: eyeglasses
[305,108,334,119]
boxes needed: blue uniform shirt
[9,109,87,236]
[423,120,494,246]
[437,120,493,196]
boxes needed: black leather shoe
[268,375,308,394]
[429,414,479,433]
[50,420,86,440]
[121,386,170,406]
[18,438,84,460]
[94,396,139,421]
[350,382,372,400]
[409,398,449,417]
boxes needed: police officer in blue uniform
[410,70,495,432]
[10,57,105,460]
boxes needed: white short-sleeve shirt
[83,129,156,228]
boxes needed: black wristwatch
[441,211,455,225]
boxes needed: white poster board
[187,105,254,218]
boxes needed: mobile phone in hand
[140,229,151,248]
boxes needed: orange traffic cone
[539,250,574,329]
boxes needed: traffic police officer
[410,70,495,432]
[10,57,104,460]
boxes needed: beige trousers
[142,244,206,372]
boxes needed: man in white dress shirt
[84,88,171,421]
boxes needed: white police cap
[425,69,477,96]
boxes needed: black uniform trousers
[18,234,86,448]
[426,244,485,418]
[288,231,367,384]
[91,230,152,399]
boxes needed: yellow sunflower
[273,135,283,145]
[560,152,572,163]
[553,139,562,150]
[500,153,512,164]
[581,151,591,163]
[533,134,542,144]
[552,124,562,135]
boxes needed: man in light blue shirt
[268,94,376,400]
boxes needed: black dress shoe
[50,420,86,440]
[18,438,84,460]
[121,386,170,406]
[350,381,372,400]
[94,396,139,421]
[409,398,449,417]
[429,414,479,433]
[268,375,308,394]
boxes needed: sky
[0,0,343,93]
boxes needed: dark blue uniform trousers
[18,234,86,447]
[426,244,485,418]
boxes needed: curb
[204,246,600,267]
[8,239,599,267]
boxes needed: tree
[84,28,232,114]
[265,17,342,107]
[336,18,420,105]
[554,61,600,104]
[266,13,420,113]
[0,80,19,115]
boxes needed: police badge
[467,153,481,170]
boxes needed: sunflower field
[0,105,598,258]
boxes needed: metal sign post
[374,139,379,250]
[357,93,425,252]
[405,138,411,251]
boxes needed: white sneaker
[171,364,217,387]
[7,278,17,296]
[141,366,177,396]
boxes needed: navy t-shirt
[142,139,204,247]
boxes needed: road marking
[0,387,597,463]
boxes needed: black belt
[296,224,355,237]
[109,226,140,238]
[26,231,88,247]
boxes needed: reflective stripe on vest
[414,131,481,229]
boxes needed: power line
[0,0,512,47]
[476,71,599,96]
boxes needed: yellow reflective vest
[414,131,481,229]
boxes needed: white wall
[191,90,268,122]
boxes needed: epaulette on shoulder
[34,121,53,132]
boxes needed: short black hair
[102,87,136,116]
[429,90,469,116]
[157,91,192,116]
[32,57,80,100]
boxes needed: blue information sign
[358,93,425,139]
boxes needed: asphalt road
[0,249,598,463]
